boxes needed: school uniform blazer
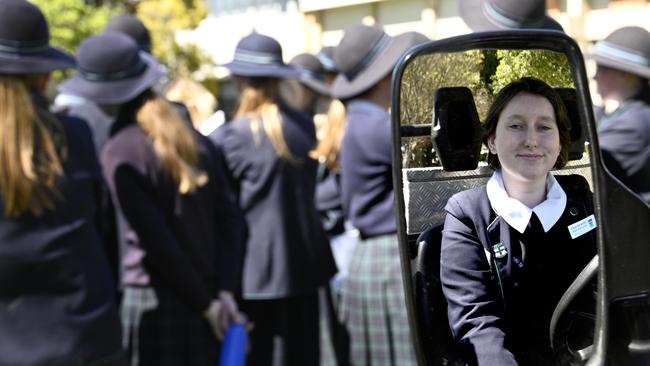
[0,99,122,365]
[598,101,650,205]
[102,122,244,313]
[440,174,596,365]
[340,100,396,238]
[216,105,336,299]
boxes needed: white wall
[189,1,306,71]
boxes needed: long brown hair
[235,77,294,160]
[0,74,64,217]
[310,99,346,171]
[136,92,207,194]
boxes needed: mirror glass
[395,45,601,365]
[398,48,592,240]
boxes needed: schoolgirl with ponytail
[60,32,246,365]
[0,1,123,365]
[209,33,337,366]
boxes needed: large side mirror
[391,30,650,366]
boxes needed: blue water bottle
[219,323,248,366]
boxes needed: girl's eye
[539,125,554,131]
[508,124,522,129]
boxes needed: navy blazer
[440,174,596,365]
[0,104,122,364]
[598,101,650,205]
[215,105,336,299]
[102,122,245,312]
[340,100,396,238]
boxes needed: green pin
[569,207,579,216]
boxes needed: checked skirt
[339,234,416,366]
[121,286,219,366]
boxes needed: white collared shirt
[486,170,567,234]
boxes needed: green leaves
[137,0,212,79]
[492,50,574,93]
[33,0,125,55]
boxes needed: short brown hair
[483,77,572,169]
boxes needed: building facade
[192,0,650,76]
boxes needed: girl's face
[594,65,623,99]
[487,92,561,186]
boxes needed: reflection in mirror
[397,47,598,365]
[398,49,592,238]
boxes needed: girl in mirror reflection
[440,77,597,365]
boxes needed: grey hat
[58,32,166,105]
[397,31,430,50]
[289,53,330,96]
[223,33,300,79]
[587,26,650,79]
[459,0,563,32]
[331,25,415,100]
[105,14,152,53]
[0,0,75,74]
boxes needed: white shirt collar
[486,170,567,234]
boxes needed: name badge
[567,214,597,239]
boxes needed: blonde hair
[310,99,346,171]
[164,77,217,130]
[0,74,64,217]
[235,79,293,160]
[136,94,208,194]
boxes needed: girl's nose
[524,129,538,148]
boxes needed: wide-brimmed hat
[459,0,563,32]
[331,25,416,100]
[289,53,330,96]
[397,31,430,50]
[105,14,152,53]
[58,32,166,105]
[223,33,300,79]
[0,0,75,74]
[587,26,650,80]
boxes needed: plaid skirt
[339,234,416,366]
[121,286,219,366]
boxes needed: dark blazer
[598,100,650,205]
[0,100,122,365]
[214,105,336,299]
[102,122,244,313]
[440,174,596,365]
[340,100,396,238]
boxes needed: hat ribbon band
[80,59,148,82]
[233,50,283,65]
[595,41,650,67]
[0,38,49,54]
[483,1,545,29]
[317,53,337,72]
[344,33,390,80]
[300,69,326,82]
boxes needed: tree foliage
[32,0,125,55]
[492,50,574,92]
[32,0,216,92]
[136,0,213,79]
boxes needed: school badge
[492,242,507,259]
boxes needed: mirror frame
[391,30,650,366]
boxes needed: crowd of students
[0,0,648,365]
